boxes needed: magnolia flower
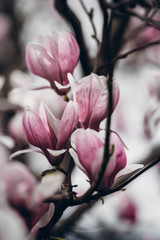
[118,195,137,224]
[26,31,80,94]
[0,157,62,236]
[0,162,39,210]
[68,73,119,131]
[70,129,143,190]
[22,101,79,166]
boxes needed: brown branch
[54,0,92,75]
[104,1,160,30]
[105,1,135,9]
[79,0,100,46]
[123,8,160,29]
[99,39,160,70]
[115,39,160,61]
[45,144,160,206]
[93,0,109,75]
[52,201,95,236]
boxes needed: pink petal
[9,148,43,160]
[89,87,108,131]
[90,80,119,130]
[58,31,80,73]
[23,108,52,150]
[47,148,67,157]
[57,101,79,149]
[43,104,60,139]
[69,148,87,174]
[26,42,60,87]
[112,80,120,111]
[31,203,55,235]
[75,73,106,129]
[54,80,70,92]
[91,131,127,190]
[112,164,144,189]
[103,132,127,189]
[74,129,103,178]
[0,162,37,208]
[37,103,57,149]
[43,34,58,58]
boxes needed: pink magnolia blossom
[69,73,120,131]
[0,158,63,236]
[118,195,137,224]
[0,162,39,210]
[26,31,80,94]
[22,101,79,166]
[70,129,139,190]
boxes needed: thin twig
[125,8,160,29]
[93,0,109,75]
[79,0,100,46]
[114,40,160,61]
[45,144,160,205]
[104,1,160,30]
[99,39,160,70]
[105,1,133,9]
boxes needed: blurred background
[1,0,160,239]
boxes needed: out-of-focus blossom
[9,69,50,90]
[8,85,67,145]
[140,17,160,44]
[31,172,63,235]
[118,195,137,224]
[0,156,63,236]
[26,31,80,94]
[8,112,27,144]
[0,162,38,210]
[0,14,15,66]
[0,14,11,40]
[70,129,127,190]
[69,73,119,131]
[22,101,79,166]
[8,87,67,120]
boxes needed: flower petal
[58,31,80,73]
[23,108,52,150]
[74,129,103,178]
[75,73,106,129]
[47,148,67,157]
[26,42,60,87]
[54,80,71,90]
[9,148,43,160]
[43,104,60,139]
[69,148,86,174]
[57,101,79,149]
[111,164,144,189]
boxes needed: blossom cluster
[23,31,129,190]
[3,31,142,239]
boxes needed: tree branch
[99,39,160,70]
[79,0,100,46]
